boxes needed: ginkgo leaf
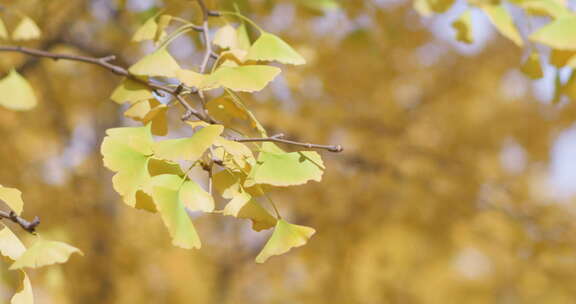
[452,10,473,44]
[11,270,33,304]
[110,78,153,104]
[245,149,325,187]
[203,65,281,92]
[153,124,223,162]
[154,15,172,43]
[0,226,26,260]
[0,69,37,111]
[255,219,315,263]
[148,158,184,177]
[125,99,168,136]
[10,238,82,269]
[101,125,153,207]
[151,182,201,249]
[223,192,276,231]
[213,137,255,170]
[0,185,24,215]
[520,52,543,79]
[246,32,306,65]
[297,0,339,11]
[132,15,159,42]
[481,4,523,47]
[530,16,576,50]
[129,48,181,78]
[176,69,207,88]
[237,23,251,51]
[0,17,8,39]
[550,49,576,67]
[520,0,570,18]
[207,96,249,125]
[12,17,41,41]
[213,25,238,49]
[179,180,214,212]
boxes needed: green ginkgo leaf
[151,182,201,249]
[245,148,325,187]
[11,270,33,304]
[203,65,281,92]
[255,219,315,263]
[101,125,153,207]
[0,17,8,39]
[530,16,576,50]
[10,238,82,270]
[452,10,473,44]
[246,32,306,65]
[0,226,26,260]
[110,78,153,104]
[179,180,214,212]
[237,23,251,51]
[12,16,41,41]
[129,48,181,78]
[222,192,276,231]
[0,185,24,215]
[481,4,523,47]
[0,69,37,111]
[153,124,223,162]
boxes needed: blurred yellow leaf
[530,16,576,50]
[255,219,315,263]
[520,52,543,79]
[12,16,41,41]
[0,69,37,111]
[482,4,523,46]
[110,78,153,104]
[0,226,26,260]
[0,185,24,215]
[10,270,33,304]
[246,32,306,65]
[452,10,473,44]
[10,238,82,270]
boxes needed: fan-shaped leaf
[132,15,159,42]
[530,16,576,50]
[11,270,33,304]
[153,124,223,162]
[0,185,24,215]
[0,226,26,260]
[255,219,315,263]
[12,17,41,41]
[203,65,281,92]
[129,48,181,78]
[0,17,8,39]
[223,192,276,231]
[179,180,214,212]
[213,25,238,49]
[125,99,168,136]
[110,78,153,104]
[0,69,37,111]
[10,238,82,270]
[246,32,306,65]
[482,4,523,46]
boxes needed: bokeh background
[2,0,576,303]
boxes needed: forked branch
[0,210,40,233]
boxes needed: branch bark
[232,134,343,152]
[0,210,40,233]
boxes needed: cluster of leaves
[0,185,81,304]
[418,0,576,97]
[104,10,327,262]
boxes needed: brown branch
[0,210,40,234]
[0,45,214,124]
[232,134,343,153]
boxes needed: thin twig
[0,210,40,233]
[232,134,344,153]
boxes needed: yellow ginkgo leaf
[255,219,315,263]
[12,16,41,41]
[520,52,543,79]
[246,32,306,65]
[203,65,281,92]
[153,124,223,162]
[176,69,207,88]
[10,238,83,270]
[0,70,37,111]
[530,16,576,50]
[10,270,33,304]
[154,15,172,43]
[179,180,214,212]
[132,15,159,42]
[213,25,238,49]
[236,23,251,51]
[481,4,523,47]
[110,77,153,104]
[129,48,181,78]
[125,99,168,136]
[222,192,276,231]
[0,17,8,39]
[0,226,26,260]
[0,185,24,215]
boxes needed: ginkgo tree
[0,1,343,302]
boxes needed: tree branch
[232,134,343,153]
[0,210,40,234]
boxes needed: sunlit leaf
[255,219,315,263]
[245,147,325,187]
[151,177,201,249]
[297,0,340,11]
[10,270,32,304]
[110,77,153,104]
[148,158,185,177]
[125,99,168,136]
[213,25,238,49]
[520,0,570,18]
[452,10,473,44]
[213,137,255,170]
[0,185,24,215]
[0,69,37,111]
[176,69,207,88]
[237,23,251,51]
[203,65,281,92]
[12,16,41,41]
[179,180,214,212]
[10,238,82,269]
[0,226,26,260]
[222,192,276,231]
[132,15,159,42]
[520,52,543,79]
[129,47,181,78]
[530,16,576,50]
[153,124,223,162]
[155,15,172,43]
[482,4,523,46]
[246,32,306,65]
[550,49,576,67]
